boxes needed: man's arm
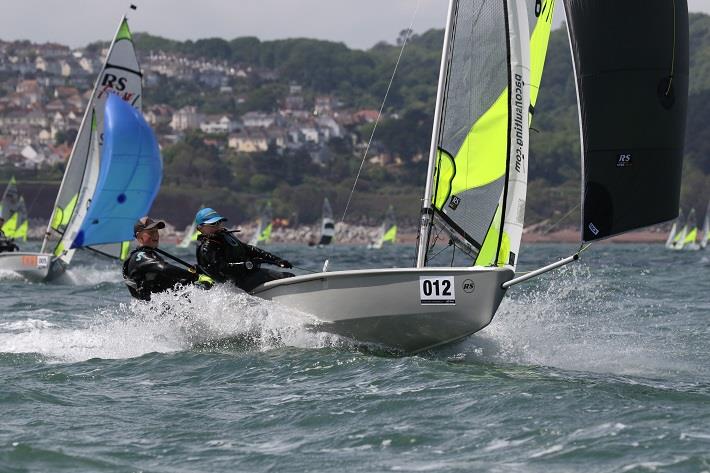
[245,244,292,268]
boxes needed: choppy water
[1,242,708,472]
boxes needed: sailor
[195,208,295,292]
[0,217,19,253]
[122,216,204,301]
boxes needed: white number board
[37,255,49,269]
[419,276,456,305]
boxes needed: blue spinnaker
[71,94,162,249]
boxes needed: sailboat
[249,202,273,246]
[682,208,700,250]
[701,200,709,250]
[368,205,397,249]
[0,15,162,282]
[665,208,685,250]
[246,0,688,352]
[317,197,335,246]
[178,205,203,248]
[0,177,28,241]
[242,0,562,352]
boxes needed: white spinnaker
[500,0,531,270]
[42,16,142,264]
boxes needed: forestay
[42,17,143,263]
[318,198,335,246]
[564,0,689,241]
[419,0,533,270]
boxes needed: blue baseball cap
[195,207,227,225]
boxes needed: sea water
[0,243,708,472]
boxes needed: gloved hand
[278,260,293,269]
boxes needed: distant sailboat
[317,197,335,246]
[701,200,709,250]
[665,208,685,250]
[682,208,700,250]
[249,202,273,246]
[0,14,162,281]
[0,177,28,241]
[178,205,203,248]
[369,205,397,249]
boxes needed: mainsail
[42,16,144,263]
[318,197,335,246]
[178,206,203,248]
[0,177,27,240]
[372,205,397,249]
[418,0,532,270]
[564,0,689,241]
[701,201,710,249]
[665,208,683,249]
[249,202,273,246]
[682,207,697,247]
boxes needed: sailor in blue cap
[194,207,294,292]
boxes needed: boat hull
[251,267,514,353]
[0,252,52,282]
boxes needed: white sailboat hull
[251,266,514,353]
[0,252,59,282]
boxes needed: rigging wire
[338,0,422,227]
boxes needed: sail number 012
[419,276,456,305]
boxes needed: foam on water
[0,285,343,363]
[450,263,690,378]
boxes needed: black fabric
[196,230,293,292]
[122,246,198,301]
[564,0,689,241]
[0,229,19,253]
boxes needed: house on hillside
[170,106,204,131]
[228,130,270,153]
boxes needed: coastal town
[0,39,394,171]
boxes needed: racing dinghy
[368,205,397,249]
[317,197,335,246]
[249,202,273,246]
[251,0,545,352]
[701,201,709,250]
[178,205,203,248]
[253,0,687,353]
[0,15,162,281]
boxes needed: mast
[416,0,456,268]
[40,14,128,254]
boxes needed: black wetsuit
[196,230,294,292]
[0,229,19,253]
[122,246,199,301]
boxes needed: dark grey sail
[564,0,689,241]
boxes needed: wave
[0,285,344,363]
[442,263,694,378]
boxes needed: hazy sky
[2,0,709,50]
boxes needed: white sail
[318,198,335,246]
[701,201,709,249]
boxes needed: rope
[338,0,422,226]
[665,0,676,95]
